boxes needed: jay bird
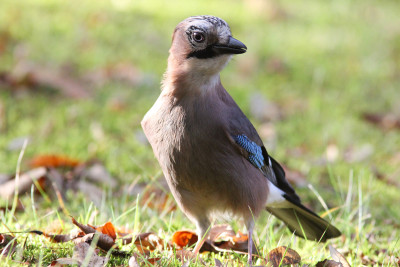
[142,15,341,264]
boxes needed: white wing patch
[265,180,287,207]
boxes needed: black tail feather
[266,198,341,242]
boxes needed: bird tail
[265,197,341,242]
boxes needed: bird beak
[213,36,247,55]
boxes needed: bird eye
[192,32,205,43]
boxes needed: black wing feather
[261,146,301,203]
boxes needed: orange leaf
[92,221,117,241]
[30,154,81,168]
[171,230,198,248]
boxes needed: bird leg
[247,220,255,266]
[192,219,211,255]
[192,237,206,254]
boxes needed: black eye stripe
[187,46,217,59]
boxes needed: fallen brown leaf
[170,225,258,254]
[72,233,116,252]
[30,155,81,168]
[371,166,400,187]
[214,258,224,267]
[49,258,80,266]
[209,226,258,255]
[30,230,78,243]
[84,62,142,88]
[134,232,165,251]
[0,60,91,98]
[175,249,200,264]
[90,221,117,241]
[0,200,24,212]
[208,224,235,242]
[0,167,47,199]
[267,246,301,267]
[82,163,117,188]
[215,230,249,253]
[0,234,17,258]
[315,259,343,267]
[73,242,108,266]
[70,217,117,251]
[71,217,96,235]
[329,245,350,267]
[362,112,400,131]
[128,255,141,267]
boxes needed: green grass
[1,0,400,266]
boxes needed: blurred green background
[0,0,399,265]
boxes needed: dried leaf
[49,258,80,266]
[2,60,91,98]
[208,224,235,242]
[215,230,249,252]
[0,200,24,212]
[89,221,117,241]
[0,173,10,184]
[84,62,142,87]
[146,257,162,265]
[315,259,343,267]
[128,255,140,267]
[267,246,301,267]
[210,227,258,255]
[83,163,117,188]
[73,242,108,266]
[134,232,165,251]
[175,249,199,263]
[214,258,224,267]
[71,217,96,235]
[172,230,198,248]
[0,234,17,258]
[30,230,75,243]
[362,112,400,130]
[371,166,400,187]
[329,245,350,267]
[0,167,47,199]
[30,154,81,168]
[73,233,116,252]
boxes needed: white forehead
[185,15,232,39]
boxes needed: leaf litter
[0,152,358,266]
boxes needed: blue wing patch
[234,135,265,169]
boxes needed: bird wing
[231,133,300,203]
[227,108,341,241]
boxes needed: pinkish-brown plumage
[142,15,340,265]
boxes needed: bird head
[165,16,247,91]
